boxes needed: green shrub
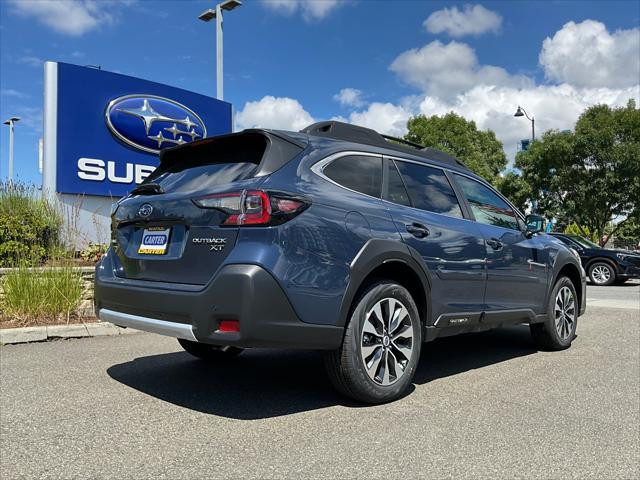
[0,182,62,267]
[1,263,83,324]
[79,243,108,263]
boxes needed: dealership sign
[43,62,232,198]
[105,95,207,154]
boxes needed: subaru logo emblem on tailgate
[138,204,153,217]
[105,94,207,154]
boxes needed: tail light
[218,320,240,333]
[193,190,310,226]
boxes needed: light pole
[3,116,20,182]
[199,0,242,101]
[514,106,535,143]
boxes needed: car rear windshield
[144,131,303,194]
[149,161,258,194]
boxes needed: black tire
[324,281,422,404]
[588,261,616,286]
[530,276,578,351]
[177,338,243,360]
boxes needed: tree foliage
[503,100,639,246]
[563,223,598,243]
[613,218,640,249]
[405,112,507,182]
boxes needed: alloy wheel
[554,286,575,340]
[591,265,611,284]
[360,297,415,386]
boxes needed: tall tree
[405,112,507,182]
[613,218,640,249]
[514,100,639,246]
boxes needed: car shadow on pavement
[107,325,537,420]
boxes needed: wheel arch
[338,239,431,328]
[553,262,583,311]
[584,256,618,273]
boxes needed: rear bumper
[95,253,343,349]
[99,309,198,341]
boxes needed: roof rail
[380,134,425,150]
[300,121,468,170]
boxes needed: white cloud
[346,103,411,137]
[417,84,640,160]
[235,96,315,131]
[540,20,640,89]
[390,40,532,100]
[337,85,639,156]
[424,4,502,37]
[237,19,639,167]
[7,0,134,36]
[5,106,44,133]
[261,0,346,22]
[17,55,43,67]
[1,89,30,99]
[333,88,364,107]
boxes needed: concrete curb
[0,322,142,345]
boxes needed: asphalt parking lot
[1,281,638,479]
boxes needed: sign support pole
[42,61,58,197]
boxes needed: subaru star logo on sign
[106,95,207,154]
[48,63,232,198]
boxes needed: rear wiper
[130,182,164,195]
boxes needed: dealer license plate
[138,227,171,255]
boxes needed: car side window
[384,160,411,207]
[453,174,519,230]
[395,161,463,217]
[557,236,580,249]
[323,155,382,198]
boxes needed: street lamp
[3,116,20,182]
[514,106,535,143]
[199,0,243,100]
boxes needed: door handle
[406,223,430,238]
[486,238,503,250]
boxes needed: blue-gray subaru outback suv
[96,121,586,403]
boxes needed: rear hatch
[110,130,305,285]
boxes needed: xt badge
[192,237,227,251]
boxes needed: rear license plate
[138,227,171,255]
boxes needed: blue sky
[1,0,639,185]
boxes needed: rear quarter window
[323,155,382,198]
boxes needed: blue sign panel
[56,63,232,197]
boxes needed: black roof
[300,121,468,170]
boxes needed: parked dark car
[550,233,640,285]
[95,121,586,403]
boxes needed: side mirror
[525,214,545,237]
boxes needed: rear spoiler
[158,129,308,177]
